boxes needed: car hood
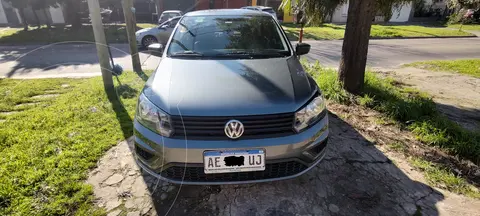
[143,57,317,116]
[136,27,154,34]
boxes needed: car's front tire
[142,35,158,48]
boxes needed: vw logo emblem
[224,120,244,139]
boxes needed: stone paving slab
[87,111,480,216]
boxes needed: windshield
[159,18,179,27]
[166,15,290,58]
[262,8,276,14]
[162,12,180,18]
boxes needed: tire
[141,35,158,48]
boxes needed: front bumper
[134,114,329,185]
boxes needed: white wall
[15,8,22,23]
[331,2,412,23]
[49,6,65,24]
[0,2,8,24]
[331,3,348,23]
[390,2,412,22]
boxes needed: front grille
[171,113,295,140]
[160,161,307,182]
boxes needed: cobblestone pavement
[87,112,480,216]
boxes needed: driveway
[1,37,480,78]
[87,108,480,216]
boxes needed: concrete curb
[368,35,478,40]
[288,34,478,42]
[0,35,477,46]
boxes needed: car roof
[242,6,273,10]
[185,9,272,17]
[168,16,181,21]
[163,10,182,13]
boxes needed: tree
[122,0,142,72]
[4,0,30,31]
[87,0,115,96]
[446,0,480,23]
[447,0,480,10]
[281,0,411,94]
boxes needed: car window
[169,19,179,28]
[262,8,275,14]
[159,20,170,27]
[167,15,290,58]
[164,12,179,18]
[159,18,179,28]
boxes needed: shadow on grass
[306,65,480,189]
[364,76,480,189]
[115,83,139,99]
[107,91,134,139]
[134,70,149,82]
[0,24,154,45]
[0,25,130,45]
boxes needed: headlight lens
[294,95,326,132]
[136,93,173,137]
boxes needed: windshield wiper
[219,50,289,58]
[169,51,204,57]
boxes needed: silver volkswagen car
[134,9,329,185]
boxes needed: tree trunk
[33,10,41,29]
[18,8,29,31]
[86,0,115,95]
[66,0,82,29]
[155,0,162,22]
[42,8,51,29]
[122,0,142,73]
[338,0,376,94]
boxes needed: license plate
[203,149,265,174]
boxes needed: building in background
[0,0,65,26]
[282,0,448,23]
[0,0,286,27]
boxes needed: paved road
[1,37,480,78]
[0,43,161,78]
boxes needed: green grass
[282,23,345,40]
[405,59,480,78]
[0,71,148,215]
[410,158,480,198]
[0,23,156,45]
[282,23,474,41]
[304,62,480,197]
[388,142,408,152]
[447,24,480,31]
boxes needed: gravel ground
[87,108,480,216]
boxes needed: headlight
[294,95,326,132]
[136,93,174,137]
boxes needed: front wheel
[142,36,158,48]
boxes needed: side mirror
[148,43,164,56]
[160,24,169,29]
[295,43,310,56]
